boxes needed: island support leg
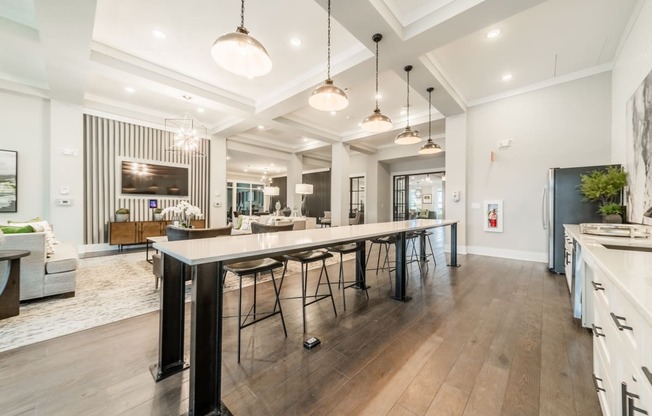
[393,232,411,302]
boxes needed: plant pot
[281,207,292,217]
[603,214,623,224]
[153,214,164,221]
[115,213,130,222]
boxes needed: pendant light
[211,0,272,78]
[309,0,349,111]
[395,65,421,145]
[361,33,392,133]
[419,87,443,155]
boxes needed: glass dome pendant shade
[395,65,421,145]
[419,87,442,154]
[310,0,349,111]
[211,0,272,78]
[361,33,392,133]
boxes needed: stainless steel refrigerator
[544,165,614,274]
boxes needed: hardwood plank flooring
[0,234,602,416]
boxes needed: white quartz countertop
[154,219,457,266]
[565,224,652,326]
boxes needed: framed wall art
[423,194,432,204]
[0,150,17,212]
[483,200,503,232]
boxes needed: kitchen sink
[602,244,652,253]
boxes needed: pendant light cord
[327,0,332,80]
[240,0,245,28]
[406,69,411,128]
[374,40,379,110]
[428,89,432,139]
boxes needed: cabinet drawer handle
[610,312,633,331]
[644,367,652,387]
[628,397,648,416]
[622,382,648,416]
[592,281,605,291]
[593,374,605,392]
[592,324,605,337]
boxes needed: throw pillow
[9,220,57,256]
[0,225,35,234]
[235,216,243,230]
[240,216,260,231]
[8,217,42,224]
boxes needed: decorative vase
[115,213,130,222]
[153,213,164,221]
[281,207,291,217]
[603,214,623,224]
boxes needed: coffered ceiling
[0,0,639,177]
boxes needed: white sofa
[231,215,314,234]
[1,232,78,300]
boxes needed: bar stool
[280,250,337,333]
[365,235,396,287]
[224,259,286,363]
[406,232,423,274]
[327,243,368,310]
[224,221,294,363]
[415,230,437,266]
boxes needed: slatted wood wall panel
[83,115,210,244]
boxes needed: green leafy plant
[579,166,627,216]
[153,208,163,214]
[598,202,624,216]
[115,208,130,214]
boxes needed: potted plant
[153,208,164,221]
[579,166,628,223]
[115,208,130,222]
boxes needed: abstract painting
[626,69,652,223]
[0,150,17,212]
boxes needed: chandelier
[165,96,207,157]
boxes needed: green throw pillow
[0,225,35,234]
[235,215,243,230]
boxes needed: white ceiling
[0,0,639,176]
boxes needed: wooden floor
[0,236,601,416]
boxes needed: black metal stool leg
[301,263,307,333]
[321,260,338,316]
[269,269,287,337]
[237,274,243,363]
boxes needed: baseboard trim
[465,246,547,263]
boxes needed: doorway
[393,172,445,221]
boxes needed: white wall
[466,72,612,261]
[611,0,652,164]
[0,90,50,222]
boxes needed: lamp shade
[295,183,314,195]
[361,109,393,133]
[418,139,442,155]
[395,126,421,145]
[211,28,272,78]
[309,79,349,111]
[263,186,280,196]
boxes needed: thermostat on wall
[55,198,74,206]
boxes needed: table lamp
[263,186,280,215]
[295,183,313,217]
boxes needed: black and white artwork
[0,150,17,212]
[626,69,652,223]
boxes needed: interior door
[393,176,407,220]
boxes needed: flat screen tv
[121,161,189,196]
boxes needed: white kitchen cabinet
[566,225,652,416]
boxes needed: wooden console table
[0,250,30,320]
[109,220,205,250]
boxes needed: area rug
[0,250,353,353]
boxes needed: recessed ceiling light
[257,125,265,130]
[375,93,382,100]
[125,87,135,93]
[486,29,501,39]
[197,107,205,113]
[303,137,309,142]
[270,163,275,166]
[226,156,231,160]
[152,30,166,39]
[357,122,362,127]
[330,111,336,115]
[502,73,513,81]
[290,37,302,47]
[244,168,248,172]
[345,115,350,119]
